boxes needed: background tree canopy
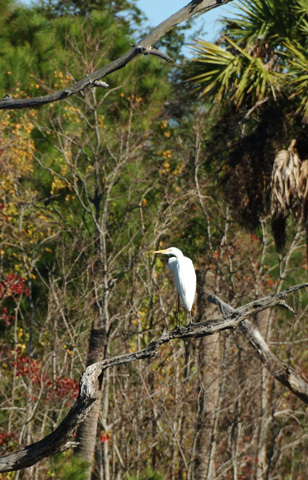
[1,0,308,479]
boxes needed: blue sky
[20,0,240,49]
[21,0,240,42]
[136,0,240,43]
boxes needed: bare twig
[0,282,307,473]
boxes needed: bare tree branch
[205,287,308,404]
[0,282,307,473]
[0,0,234,110]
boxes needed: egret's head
[154,247,183,257]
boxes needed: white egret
[154,247,196,319]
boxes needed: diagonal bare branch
[0,0,234,110]
[205,286,308,404]
[0,281,307,473]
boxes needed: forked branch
[0,282,307,473]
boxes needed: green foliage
[37,0,144,27]
[51,451,90,480]
[222,0,303,43]
[126,467,163,480]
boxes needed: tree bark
[74,322,108,480]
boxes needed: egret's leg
[186,311,191,327]
[176,294,180,327]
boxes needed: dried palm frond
[298,158,308,263]
[271,149,292,217]
[270,139,301,250]
[271,139,301,215]
[298,159,308,223]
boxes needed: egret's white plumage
[154,247,196,312]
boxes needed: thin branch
[205,286,308,404]
[0,282,307,473]
[0,0,234,110]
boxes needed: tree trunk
[193,270,220,480]
[75,320,108,480]
[255,310,271,480]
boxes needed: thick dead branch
[0,0,234,110]
[205,286,308,404]
[0,282,307,473]
[0,394,94,472]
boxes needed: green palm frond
[222,0,303,45]
[189,39,242,101]
[285,42,308,121]
[235,57,278,105]
[298,17,308,37]
[189,37,279,108]
[297,0,308,13]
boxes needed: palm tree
[190,0,308,111]
[188,0,308,250]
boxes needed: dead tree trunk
[75,319,108,479]
[254,310,271,480]
[193,270,220,480]
[74,182,110,480]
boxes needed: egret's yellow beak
[154,249,170,254]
